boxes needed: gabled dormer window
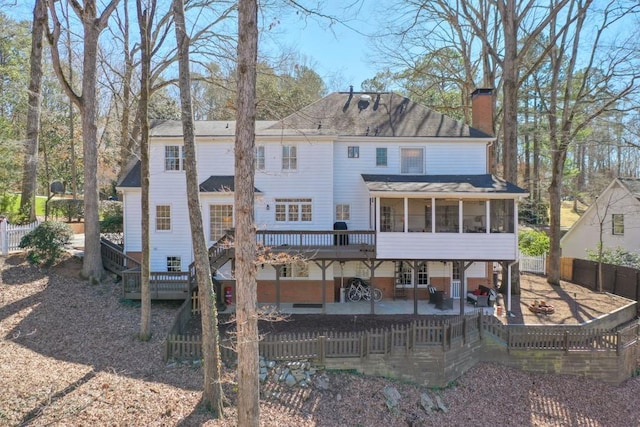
[401,148,424,174]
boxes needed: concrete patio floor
[255,298,497,317]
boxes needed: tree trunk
[137,0,153,341]
[20,0,47,222]
[547,149,565,286]
[235,0,259,425]
[501,0,519,184]
[79,20,104,282]
[172,0,224,415]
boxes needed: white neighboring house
[561,178,640,260]
[117,89,527,304]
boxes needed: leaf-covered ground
[2,253,639,426]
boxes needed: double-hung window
[275,198,312,222]
[376,147,387,166]
[282,145,297,170]
[401,148,424,174]
[165,145,185,171]
[612,214,624,235]
[336,204,350,221]
[156,205,171,231]
[348,146,359,158]
[255,145,265,170]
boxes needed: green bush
[20,221,73,266]
[49,198,84,222]
[518,229,550,256]
[99,200,122,219]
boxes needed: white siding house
[561,178,640,259]
[117,90,527,305]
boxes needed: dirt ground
[2,252,639,426]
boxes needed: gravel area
[1,252,639,426]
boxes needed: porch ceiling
[361,174,527,196]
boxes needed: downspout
[486,140,494,174]
[507,259,518,317]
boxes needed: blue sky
[9,2,380,91]
[259,3,380,92]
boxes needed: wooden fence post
[318,336,326,364]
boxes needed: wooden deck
[101,230,376,300]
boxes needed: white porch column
[404,197,408,233]
[431,197,436,233]
[376,197,380,232]
[485,199,491,233]
[458,199,463,233]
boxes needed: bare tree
[20,0,47,222]
[542,0,640,285]
[172,0,225,415]
[137,0,155,341]
[46,0,120,281]
[235,0,259,424]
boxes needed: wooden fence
[0,219,39,255]
[570,258,640,302]
[164,312,637,362]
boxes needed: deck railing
[101,237,140,275]
[256,230,375,248]
[122,269,192,297]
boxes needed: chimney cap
[472,88,494,97]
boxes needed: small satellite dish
[50,181,65,195]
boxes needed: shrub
[99,200,122,219]
[518,229,549,256]
[20,221,73,266]
[49,198,84,222]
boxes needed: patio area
[240,273,635,326]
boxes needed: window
[401,148,424,174]
[336,204,350,221]
[167,256,181,272]
[156,205,171,231]
[348,146,359,158]
[417,263,429,285]
[396,261,428,287]
[210,205,233,241]
[165,145,185,171]
[282,145,297,170]
[281,261,309,278]
[275,198,312,222]
[376,147,387,166]
[255,145,265,170]
[612,214,624,235]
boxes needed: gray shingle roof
[199,176,261,193]
[267,92,492,138]
[147,92,492,139]
[618,177,640,197]
[117,163,262,193]
[361,174,527,195]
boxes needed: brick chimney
[471,88,494,136]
